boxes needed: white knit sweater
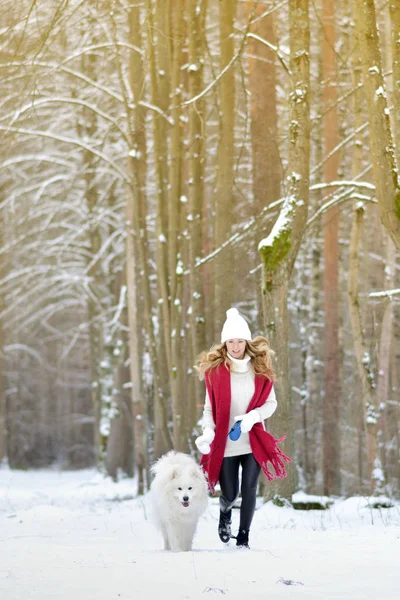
[201,354,277,457]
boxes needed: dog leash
[199,420,242,467]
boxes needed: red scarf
[200,363,291,494]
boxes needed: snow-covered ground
[0,467,399,600]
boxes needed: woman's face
[226,339,246,360]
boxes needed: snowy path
[1,468,399,600]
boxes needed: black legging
[219,453,261,532]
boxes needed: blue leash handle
[228,420,242,441]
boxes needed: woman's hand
[195,427,215,454]
[233,410,261,433]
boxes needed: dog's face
[171,467,202,508]
[175,482,194,507]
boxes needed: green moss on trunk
[259,229,292,291]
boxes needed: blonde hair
[194,336,275,381]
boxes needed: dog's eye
[178,487,182,490]
[188,487,192,491]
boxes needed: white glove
[234,410,261,433]
[195,427,215,454]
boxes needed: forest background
[0,0,399,503]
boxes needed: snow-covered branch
[246,32,290,76]
[183,8,254,107]
[183,197,284,274]
[369,288,400,299]
[0,61,125,104]
[0,124,130,183]
[1,97,129,144]
[307,189,376,228]
[310,180,375,192]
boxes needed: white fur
[150,451,208,552]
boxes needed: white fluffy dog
[150,451,208,552]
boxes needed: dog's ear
[189,466,202,480]
[170,467,179,480]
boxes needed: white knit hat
[221,308,252,344]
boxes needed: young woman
[194,308,290,549]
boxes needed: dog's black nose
[183,495,189,502]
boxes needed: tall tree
[214,0,236,332]
[321,0,341,496]
[258,0,310,500]
[166,0,187,451]
[376,2,398,489]
[187,0,208,433]
[347,204,382,492]
[125,0,150,492]
[146,0,171,369]
[146,0,174,457]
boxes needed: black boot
[236,529,250,549]
[218,510,232,543]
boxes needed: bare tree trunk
[127,4,172,465]
[151,4,174,439]
[259,0,310,501]
[246,2,281,209]
[375,0,396,492]
[187,0,207,437]
[125,204,149,489]
[105,298,134,481]
[376,236,395,489]
[261,274,292,500]
[354,0,400,249]
[168,0,186,451]
[347,204,381,492]
[125,3,149,487]
[147,0,172,373]
[305,239,322,491]
[246,0,283,497]
[304,33,324,492]
[321,0,341,497]
[214,0,236,330]
[350,7,367,489]
[79,87,102,463]
[168,0,184,302]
